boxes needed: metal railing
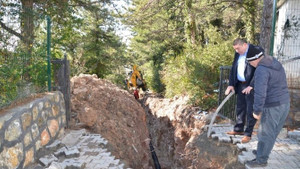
[217,66,236,121]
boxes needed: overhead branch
[0,21,26,42]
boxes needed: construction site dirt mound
[70,74,152,169]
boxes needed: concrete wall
[0,91,66,169]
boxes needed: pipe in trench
[149,140,161,169]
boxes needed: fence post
[50,54,71,127]
[269,0,278,56]
[64,54,71,127]
[47,16,51,91]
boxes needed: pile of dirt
[70,74,152,169]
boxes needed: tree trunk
[21,0,34,53]
[184,0,196,48]
[243,0,256,44]
[259,0,274,55]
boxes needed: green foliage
[124,0,263,110]
[0,55,19,106]
[106,73,128,89]
[143,61,165,93]
[0,48,48,108]
[162,29,234,109]
[1,0,265,111]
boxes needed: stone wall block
[0,143,23,168]
[37,111,48,129]
[38,102,44,111]
[23,148,34,168]
[45,101,51,108]
[32,106,39,121]
[41,129,50,146]
[52,105,59,117]
[43,108,52,120]
[60,105,66,115]
[48,119,59,138]
[24,132,32,147]
[21,112,32,131]
[37,116,44,128]
[58,128,65,138]
[35,140,42,152]
[58,92,64,101]
[60,98,66,111]
[41,111,48,121]
[58,115,62,126]
[49,93,55,103]
[59,114,66,126]
[31,123,40,140]
[0,118,4,130]
[0,113,13,129]
[62,114,66,124]
[55,93,60,103]
[5,119,22,142]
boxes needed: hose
[149,140,161,169]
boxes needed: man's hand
[242,86,253,94]
[225,86,235,95]
[253,112,262,120]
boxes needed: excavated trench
[141,94,244,169]
[70,74,245,169]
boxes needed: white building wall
[274,0,300,60]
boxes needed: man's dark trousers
[233,82,257,137]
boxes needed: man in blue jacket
[225,38,261,143]
[245,46,290,167]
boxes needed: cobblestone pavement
[30,125,300,169]
[208,124,300,169]
[29,129,129,169]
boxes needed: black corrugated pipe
[149,140,161,169]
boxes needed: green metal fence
[0,7,51,109]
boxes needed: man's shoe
[226,131,244,135]
[245,159,267,168]
[241,136,251,143]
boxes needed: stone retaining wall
[0,91,66,169]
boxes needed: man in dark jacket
[245,46,290,167]
[225,38,261,143]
